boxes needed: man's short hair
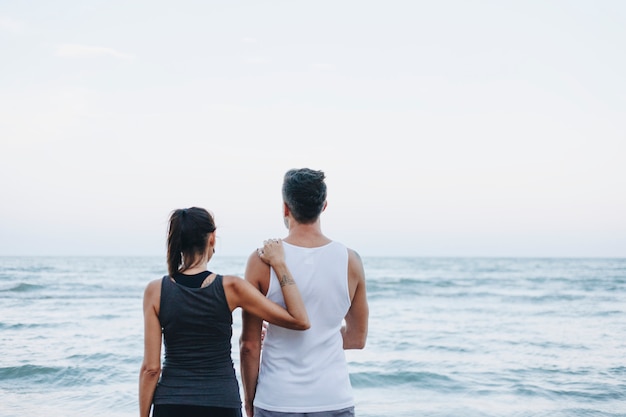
[282,168,327,224]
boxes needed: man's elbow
[354,336,367,349]
[352,336,367,350]
[344,332,367,350]
[239,338,262,357]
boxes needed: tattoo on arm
[278,274,295,287]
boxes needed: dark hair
[166,207,216,277]
[282,168,327,224]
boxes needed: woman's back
[154,274,241,409]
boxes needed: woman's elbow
[290,317,311,331]
[291,318,310,331]
[140,363,161,380]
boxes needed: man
[240,168,369,417]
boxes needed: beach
[1,256,625,416]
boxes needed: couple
[139,168,370,417]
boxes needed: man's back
[240,167,368,417]
[254,241,353,412]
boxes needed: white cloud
[54,43,135,60]
[243,56,269,64]
[0,88,93,145]
[313,63,335,71]
[0,16,25,34]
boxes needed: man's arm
[342,249,369,349]
[239,251,269,417]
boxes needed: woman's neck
[182,257,209,275]
[181,246,214,275]
[180,266,207,275]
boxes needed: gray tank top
[153,274,241,408]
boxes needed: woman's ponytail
[166,207,216,277]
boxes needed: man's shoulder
[245,249,268,269]
[346,247,362,259]
[244,249,271,292]
[337,243,361,261]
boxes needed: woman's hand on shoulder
[256,238,285,267]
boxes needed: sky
[1,1,625,258]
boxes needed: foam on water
[0,256,625,416]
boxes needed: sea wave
[2,256,625,417]
[0,362,114,388]
[511,383,626,402]
[0,322,59,330]
[350,369,460,390]
[0,283,44,292]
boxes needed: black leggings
[153,404,242,417]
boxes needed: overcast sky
[1,1,625,258]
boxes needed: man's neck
[284,222,331,248]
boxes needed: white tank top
[253,241,354,412]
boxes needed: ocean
[0,256,624,417]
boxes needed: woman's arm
[225,239,310,330]
[139,279,162,417]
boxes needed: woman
[139,207,310,417]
